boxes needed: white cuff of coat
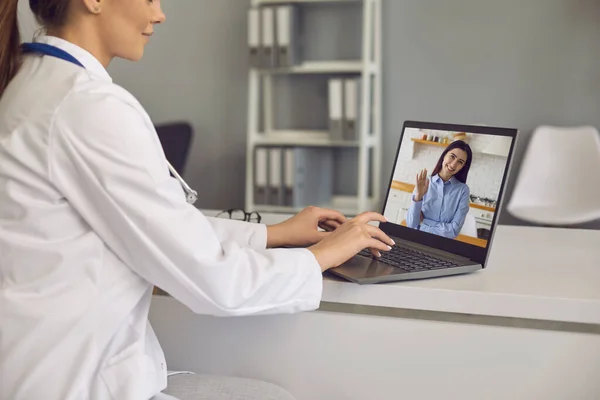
[284,247,324,311]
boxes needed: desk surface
[202,210,600,324]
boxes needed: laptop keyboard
[358,244,460,272]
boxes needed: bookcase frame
[245,0,382,215]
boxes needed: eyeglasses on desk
[216,208,262,223]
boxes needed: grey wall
[382,0,600,229]
[18,0,251,211]
[17,0,600,228]
[16,0,363,210]
[108,1,251,211]
[17,0,38,38]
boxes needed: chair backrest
[460,213,478,237]
[154,122,194,175]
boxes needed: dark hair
[0,0,70,95]
[431,140,473,184]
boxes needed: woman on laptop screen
[405,140,472,239]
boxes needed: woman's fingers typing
[363,223,394,247]
[353,211,388,225]
[354,212,393,258]
[318,220,342,232]
[307,211,395,271]
[369,248,382,258]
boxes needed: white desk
[150,212,600,399]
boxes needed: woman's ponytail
[0,0,22,96]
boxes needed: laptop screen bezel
[379,120,519,267]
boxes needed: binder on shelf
[254,146,268,205]
[328,79,344,141]
[275,5,299,68]
[248,8,261,67]
[268,147,284,205]
[260,7,276,68]
[343,77,361,141]
[290,147,334,208]
[284,147,295,206]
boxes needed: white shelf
[253,130,362,147]
[256,61,365,74]
[251,196,380,216]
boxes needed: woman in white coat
[0,1,394,399]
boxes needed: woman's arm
[406,169,430,229]
[421,187,470,239]
[50,91,322,317]
[204,217,267,249]
[405,189,423,229]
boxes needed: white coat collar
[33,35,113,83]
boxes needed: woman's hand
[414,168,430,202]
[307,211,395,272]
[266,206,347,248]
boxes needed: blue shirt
[405,174,470,239]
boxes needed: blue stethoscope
[21,42,198,205]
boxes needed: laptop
[328,120,518,284]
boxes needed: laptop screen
[381,121,517,266]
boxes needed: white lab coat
[0,36,322,400]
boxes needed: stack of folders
[328,77,362,141]
[254,146,334,208]
[248,5,300,68]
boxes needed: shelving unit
[245,0,382,216]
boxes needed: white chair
[459,214,478,237]
[507,125,600,225]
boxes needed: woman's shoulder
[450,178,470,193]
[51,79,154,150]
[67,79,143,111]
[56,79,151,130]
[458,181,470,196]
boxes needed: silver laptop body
[328,120,518,284]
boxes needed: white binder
[275,5,298,67]
[254,147,268,205]
[248,8,261,68]
[284,147,295,206]
[260,7,276,68]
[291,148,334,208]
[269,147,284,205]
[343,78,361,141]
[328,79,344,141]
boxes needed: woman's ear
[81,0,104,14]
